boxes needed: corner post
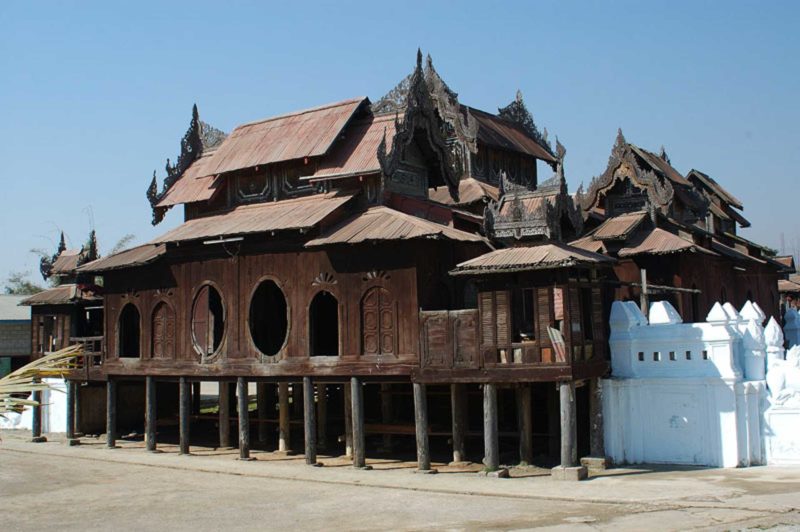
[483,383,499,471]
[413,382,434,472]
[343,381,353,458]
[145,376,157,452]
[66,380,79,446]
[552,380,587,480]
[351,377,368,469]
[517,385,533,465]
[31,382,46,443]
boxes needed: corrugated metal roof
[569,235,607,254]
[152,192,354,244]
[312,114,395,179]
[50,249,82,274]
[687,169,743,210]
[591,211,647,240]
[157,151,222,207]
[201,98,367,177]
[428,177,498,206]
[779,279,800,293]
[305,206,485,247]
[0,295,30,320]
[468,107,557,163]
[630,145,692,187]
[20,284,101,306]
[451,243,614,275]
[78,244,166,273]
[618,228,710,257]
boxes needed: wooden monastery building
[35,52,789,478]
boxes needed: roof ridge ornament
[497,90,555,159]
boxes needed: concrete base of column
[551,465,588,481]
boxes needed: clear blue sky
[2,1,798,285]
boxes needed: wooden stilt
[191,381,201,415]
[278,382,290,452]
[257,383,268,444]
[450,383,467,464]
[413,382,434,472]
[219,381,231,448]
[351,377,368,469]
[145,376,157,452]
[73,381,82,437]
[517,385,533,465]
[66,380,79,445]
[31,381,46,442]
[379,383,393,452]
[179,377,190,455]
[237,377,251,460]
[551,380,587,480]
[589,377,605,459]
[315,382,327,452]
[303,377,317,465]
[343,382,353,458]
[106,379,117,448]
[483,383,499,472]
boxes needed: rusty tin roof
[451,242,614,275]
[20,284,101,306]
[78,244,167,273]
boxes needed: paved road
[2,431,799,531]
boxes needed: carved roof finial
[515,89,523,103]
[659,145,670,163]
[498,91,554,158]
[615,128,626,149]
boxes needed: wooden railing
[419,310,480,370]
[69,336,104,379]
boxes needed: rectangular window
[686,351,692,360]
[653,352,661,362]
[512,288,535,342]
[580,287,594,341]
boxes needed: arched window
[152,302,176,359]
[309,291,339,357]
[118,304,140,358]
[361,287,395,356]
[249,280,288,357]
[192,285,225,357]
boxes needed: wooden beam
[237,377,251,460]
[450,383,467,464]
[303,377,317,465]
[559,381,577,467]
[145,376,157,452]
[179,377,190,455]
[351,377,367,469]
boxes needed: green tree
[4,271,45,295]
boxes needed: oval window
[192,285,225,356]
[249,280,288,356]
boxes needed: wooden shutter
[153,303,176,359]
[495,290,512,348]
[479,291,496,347]
[192,286,210,356]
[379,290,395,356]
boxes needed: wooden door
[362,287,395,356]
[192,286,210,356]
[152,302,176,359]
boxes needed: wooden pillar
[303,377,317,465]
[145,376,157,452]
[559,381,577,467]
[517,385,533,465]
[257,383,269,444]
[483,383,499,471]
[237,377,250,460]
[547,383,560,458]
[218,381,231,448]
[191,381,201,415]
[379,383,393,452]
[73,381,82,437]
[31,385,46,443]
[278,382,290,452]
[315,383,327,452]
[66,380,79,445]
[179,377,190,455]
[589,377,605,458]
[106,379,117,448]
[350,377,367,469]
[450,383,467,464]
[413,382,433,472]
[343,382,353,458]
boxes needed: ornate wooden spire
[497,90,554,158]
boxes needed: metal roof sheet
[152,192,354,244]
[20,284,101,306]
[618,228,711,257]
[78,244,166,273]
[779,279,800,293]
[201,98,367,177]
[312,114,395,179]
[687,169,743,210]
[568,235,607,254]
[468,107,557,163]
[428,177,499,206]
[157,151,222,207]
[305,206,485,247]
[451,243,614,275]
[591,211,647,240]
[0,295,30,320]
[50,249,82,274]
